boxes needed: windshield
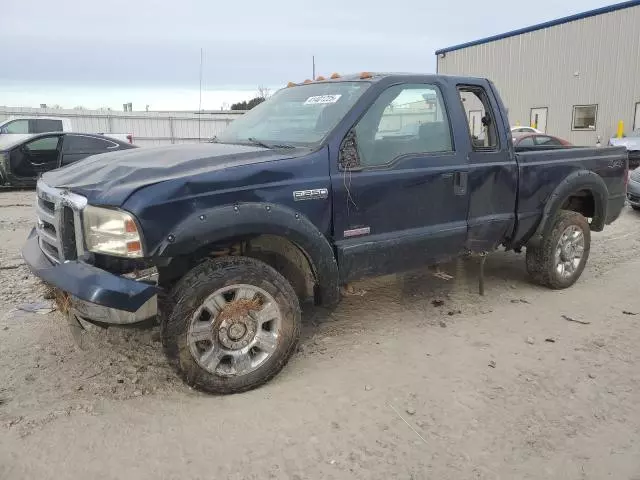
[217,82,370,147]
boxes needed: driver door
[331,83,470,282]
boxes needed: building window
[572,105,597,130]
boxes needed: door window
[34,119,64,133]
[458,87,498,150]
[352,84,453,167]
[24,136,60,151]
[534,135,561,146]
[63,135,118,151]
[516,136,535,147]
[1,120,29,134]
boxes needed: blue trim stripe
[435,0,640,55]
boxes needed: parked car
[626,166,640,210]
[0,132,136,187]
[513,133,572,147]
[511,126,542,134]
[0,116,72,145]
[0,116,133,147]
[609,129,640,169]
[22,73,627,394]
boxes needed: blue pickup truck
[23,73,628,394]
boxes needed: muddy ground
[1,190,640,480]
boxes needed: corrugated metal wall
[437,5,640,145]
[0,107,244,146]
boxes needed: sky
[0,0,616,111]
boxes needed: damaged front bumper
[22,228,158,325]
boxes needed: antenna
[198,47,203,142]
[312,55,316,80]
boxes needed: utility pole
[198,47,203,142]
[312,55,316,80]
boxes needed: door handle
[441,173,454,179]
[453,171,468,196]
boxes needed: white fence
[0,106,245,147]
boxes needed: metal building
[436,0,640,145]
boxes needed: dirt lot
[1,190,640,480]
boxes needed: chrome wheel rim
[554,225,585,279]
[188,284,282,377]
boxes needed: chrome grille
[36,180,87,264]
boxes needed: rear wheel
[632,205,640,211]
[526,210,591,289]
[161,256,301,394]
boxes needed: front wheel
[162,257,301,394]
[526,210,591,289]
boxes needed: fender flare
[152,202,340,306]
[528,169,608,246]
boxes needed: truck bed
[511,145,628,247]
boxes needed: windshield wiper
[247,137,273,149]
[270,143,296,149]
[246,138,296,149]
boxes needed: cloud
[0,0,615,105]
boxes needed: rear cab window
[458,86,499,150]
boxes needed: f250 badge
[293,188,329,201]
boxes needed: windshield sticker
[303,95,342,105]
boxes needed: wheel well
[561,189,595,219]
[158,234,317,304]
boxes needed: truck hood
[609,137,640,151]
[42,143,297,206]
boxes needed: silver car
[610,129,640,169]
[627,166,640,211]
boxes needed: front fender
[528,170,608,246]
[152,202,340,305]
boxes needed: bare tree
[257,85,271,100]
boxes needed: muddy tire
[526,210,591,289]
[161,256,301,394]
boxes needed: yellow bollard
[617,120,624,138]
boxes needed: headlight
[83,205,144,258]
